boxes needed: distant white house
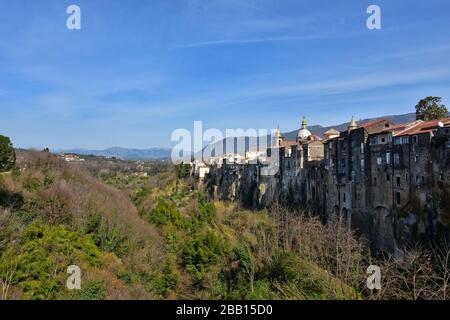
[58,153,85,162]
[192,160,210,179]
[245,150,266,163]
[224,153,245,164]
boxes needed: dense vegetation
[0,135,15,173]
[1,150,449,300]
[415,96,448,121]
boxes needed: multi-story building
[202,115,450,252]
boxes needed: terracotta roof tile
[395,117,450,137]
[280,140,296,148]
[324,128,340,135]
[358,118,394,129]
[381,120,423,135]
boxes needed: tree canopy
[415,96,448,121]
[0,135,16,172]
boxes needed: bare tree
[268,204,450,300]
[0,265,16,300]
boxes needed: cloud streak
[177,34,324,48]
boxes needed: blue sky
[0,0,449,149]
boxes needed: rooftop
[358,118,394,130]
[395,117,450,137]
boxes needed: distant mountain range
[58,147,172,160]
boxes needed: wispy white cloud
[176,34,324,48]
[257,67,450,97]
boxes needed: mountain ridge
[57,146,171,160]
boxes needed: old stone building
[200,115,450,252]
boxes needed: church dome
[348,115,357,131]
[298,116,311,139]
[274,126,283,139]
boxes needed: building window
[371,136,378,145]
[440,172,444,181]
[360,159,364,169]
[396,192,401,205]
[405,173,409,182]
[374,177,377,186]
[377,157,382,165]
[343,193,346,203]
[396,176,401,187]
[394,153,400,165]
[397,136,410,145]
[413,136,418,143]
[361,143,364,154]
[386,152,391,164]
[381,137,386,143]
[386,174,390,182]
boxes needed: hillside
[0,150,360,300]
[0,150,166,299]
[1,150,448,300]
[58,147,172,160]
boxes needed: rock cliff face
[203,124,450,254]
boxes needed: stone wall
[202,126,450,254]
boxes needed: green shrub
[0,135,15,172]
[147,261,179,297]
[175,163,191,179]
[22,175,42,192]
[196,193,215,225]
[220,244,255,299]
[73,281,106,300]
[264,251,298,283]
[0,221,102,300]
[84,212,128,258]
[182,230,228,275]
[149,197,183,227]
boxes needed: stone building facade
[201,116,450,253]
